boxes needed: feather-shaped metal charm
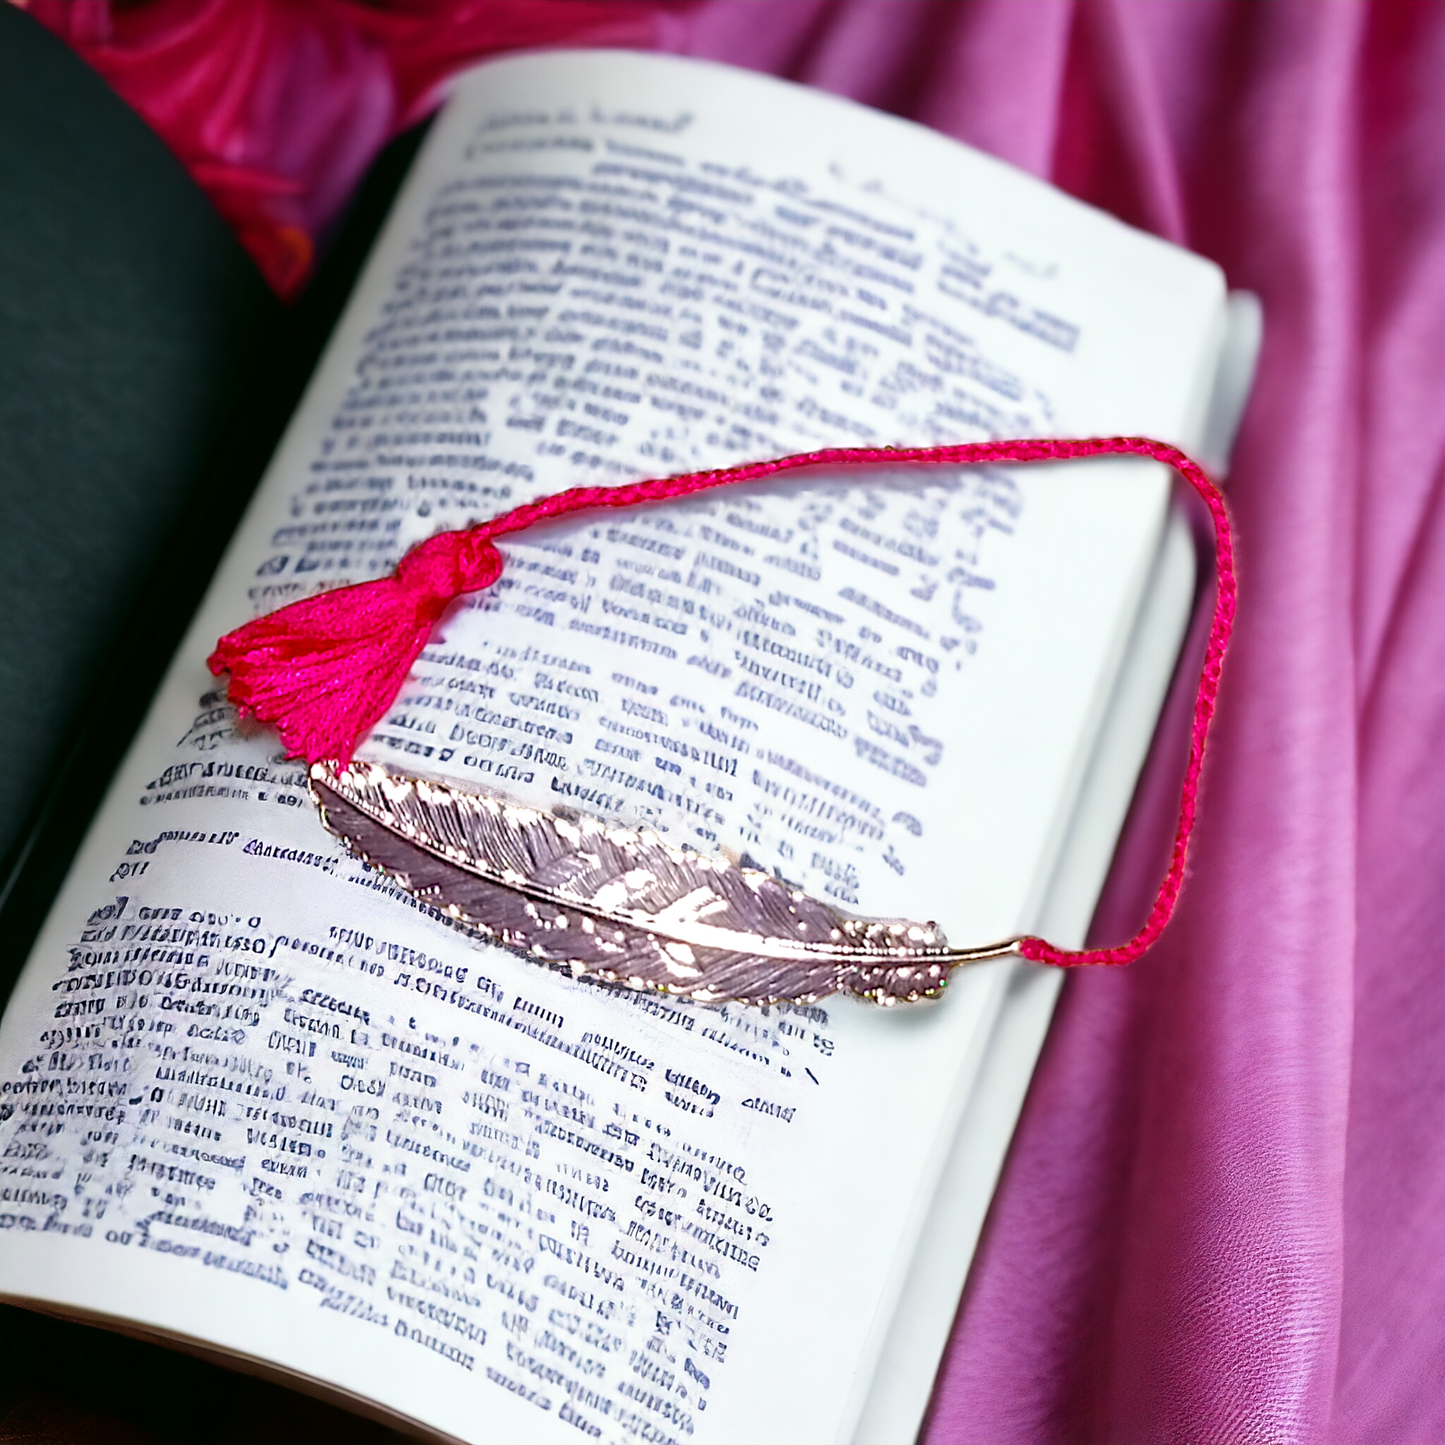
[309,760,1020,1006]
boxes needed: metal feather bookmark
[309,760,1019,1006]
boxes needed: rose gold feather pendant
[309,760,1020,1006]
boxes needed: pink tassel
[208,529,502,764]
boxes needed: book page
[0,52,1224,1445]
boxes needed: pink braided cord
[210,437,1236,969]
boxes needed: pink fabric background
[34,2,1445,1440]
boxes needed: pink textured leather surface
[40,2,1445,1440]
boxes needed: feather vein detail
[309,760,1020,1005]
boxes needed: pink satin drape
[35,2,1445,1440]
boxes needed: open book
[0,51,1257,1445]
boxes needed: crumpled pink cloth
[38,2,1445,1440]
[29,0,667,294]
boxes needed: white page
[0,52,1224,1445]
[851,294,1260,1444]
[851,508,1197,1444]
